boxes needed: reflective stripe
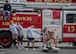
[63,33,76,37]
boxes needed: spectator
[26,24,40,50]
[17,21,25,49]
[41,28,48,48]
[3,0,11,20]
[9,20,18,48]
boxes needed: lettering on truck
[27,0,74,3]
[0,13,42,28]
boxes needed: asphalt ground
[0,47,76,54]
[0,42,76,54]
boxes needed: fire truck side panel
[63,11,76,42]
[42,10,62,41]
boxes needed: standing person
[9,20,18,48]
[17,21,25,49]
[41,27,48,49]
[3,0,11,20]
[26,24,40,50]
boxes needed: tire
[0,32,12,48]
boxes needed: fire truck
[0,0,76,48]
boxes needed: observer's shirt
[9,23,18,34]
[27,27,36,38]
[17,24,23,37]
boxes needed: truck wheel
[0,32,12,48]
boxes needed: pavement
[0,42,76,49]
[22,42,76,49]
[0,45,76,54]
[0,48,76,54]
[0,42,76,54]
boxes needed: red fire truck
[0,0,76,48]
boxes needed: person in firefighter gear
[42,30,60,50]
